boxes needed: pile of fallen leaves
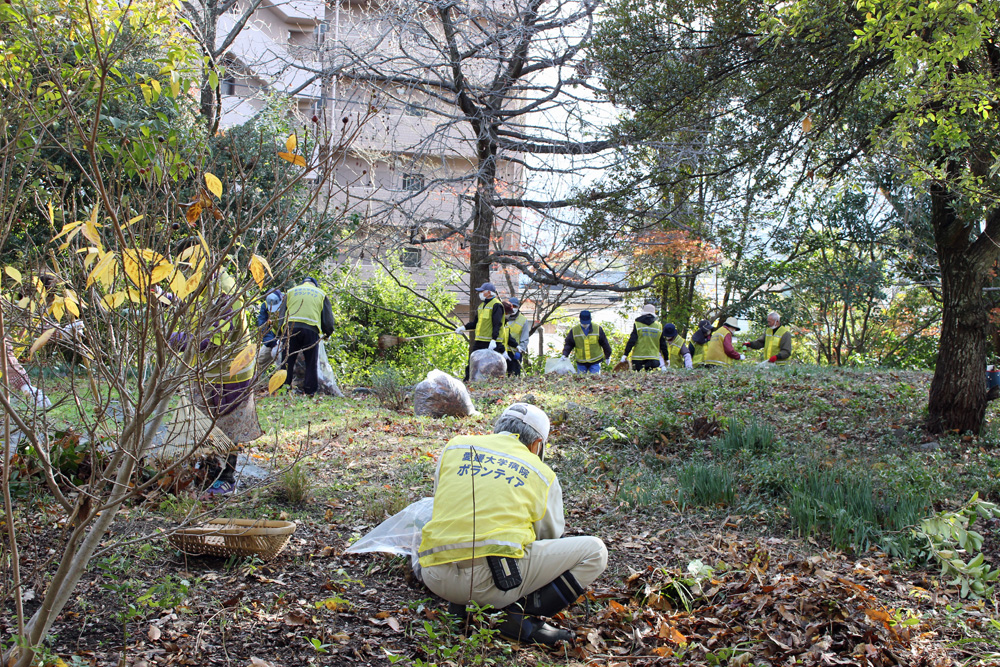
[567,539,956,666]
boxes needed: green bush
[678,463,737,509]
[713,419,777,457]
[325,258,468,385]
[278,462,313,506]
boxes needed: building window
[402,173,424,191]
[400,247,421,267]
[222,75,237,96]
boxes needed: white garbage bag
[344,497,434,580]
[316,341,345,397]
[545,357,576,374]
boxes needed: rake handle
[404,330,468,341]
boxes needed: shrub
[278,462,313,505]
[369,366,410,411]
[678,463,737,509]
[713,419,777,457]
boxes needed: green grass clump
[788,468,929,557]
[678,463,737,509]
[713,419,777,457]
[277,462,313,505]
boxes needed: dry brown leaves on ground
[564,539,956,667]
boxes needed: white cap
[499,403,550,443]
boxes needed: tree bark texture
[926,243,990,434]
[926,180,995,434]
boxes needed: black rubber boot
[523,571,585,617]
[447,602,470,631]
[219,453,238,485]
[496,603,574,646]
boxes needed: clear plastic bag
[413,370,476,418]
[468,349,506,381]
[316,341,345,397]
[545,357,576,374]
[344,497,434,579]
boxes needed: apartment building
[216,0,525,318]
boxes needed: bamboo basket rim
[173,518,296,538]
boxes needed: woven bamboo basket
[169,518,296,561]
[612,361,631,373]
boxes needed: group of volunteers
[455,282,530,380]
[457,282,793,375]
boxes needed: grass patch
[788,468,929,557]
[713,418,777,458]
[678,463,737,509]
[277,462,314,505]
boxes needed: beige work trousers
[422,536,608,610]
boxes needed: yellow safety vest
[691,339,707,364]
[285,283,326,328]
[507,314,527,346]
[475,297,502,342]
[419,433,556,567]
[571,324,605,364]
[704,330,735,366]
[631,320,662,361]
[666,336,685,367]
[763,325,790,365]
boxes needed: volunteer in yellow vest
[560,310,612,374]
[703,316,745,366]
[419,404,608,646]
[620,304,671,371]
[686,318,712,365]
[663,323,693,369]
[505,297,531,377]
[279,277,335,396]
[743,311,792,365]
[168,257,264,495]
[457,282,507,381]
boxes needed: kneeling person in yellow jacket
[419,404,608,646]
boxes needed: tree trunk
[469,138,497,310]
[927,243,990,434]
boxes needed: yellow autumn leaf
[249,254,271,288]
[285,134,297,153]
[82,218,102,250]
[64,293,80,318]
[49,298,65,322]
[87,251,117,288]
[125,214,143,228]
[4,266,22,283]
[28,328,55,358]
[82,248,100,270]
[169,267,189,298]
[802,115,813,133]
[101,292,127,309]
[150,261,173,284]
[228,343,257,378]
[126,288,145,303]
[205,172,223,199]
[277,151,307,167]
[186,270,204,295]
[16,297,30,308]
[48,201,54,225]
[52,220,81,241]
[122,250,143,289]
[268,369,288,394]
